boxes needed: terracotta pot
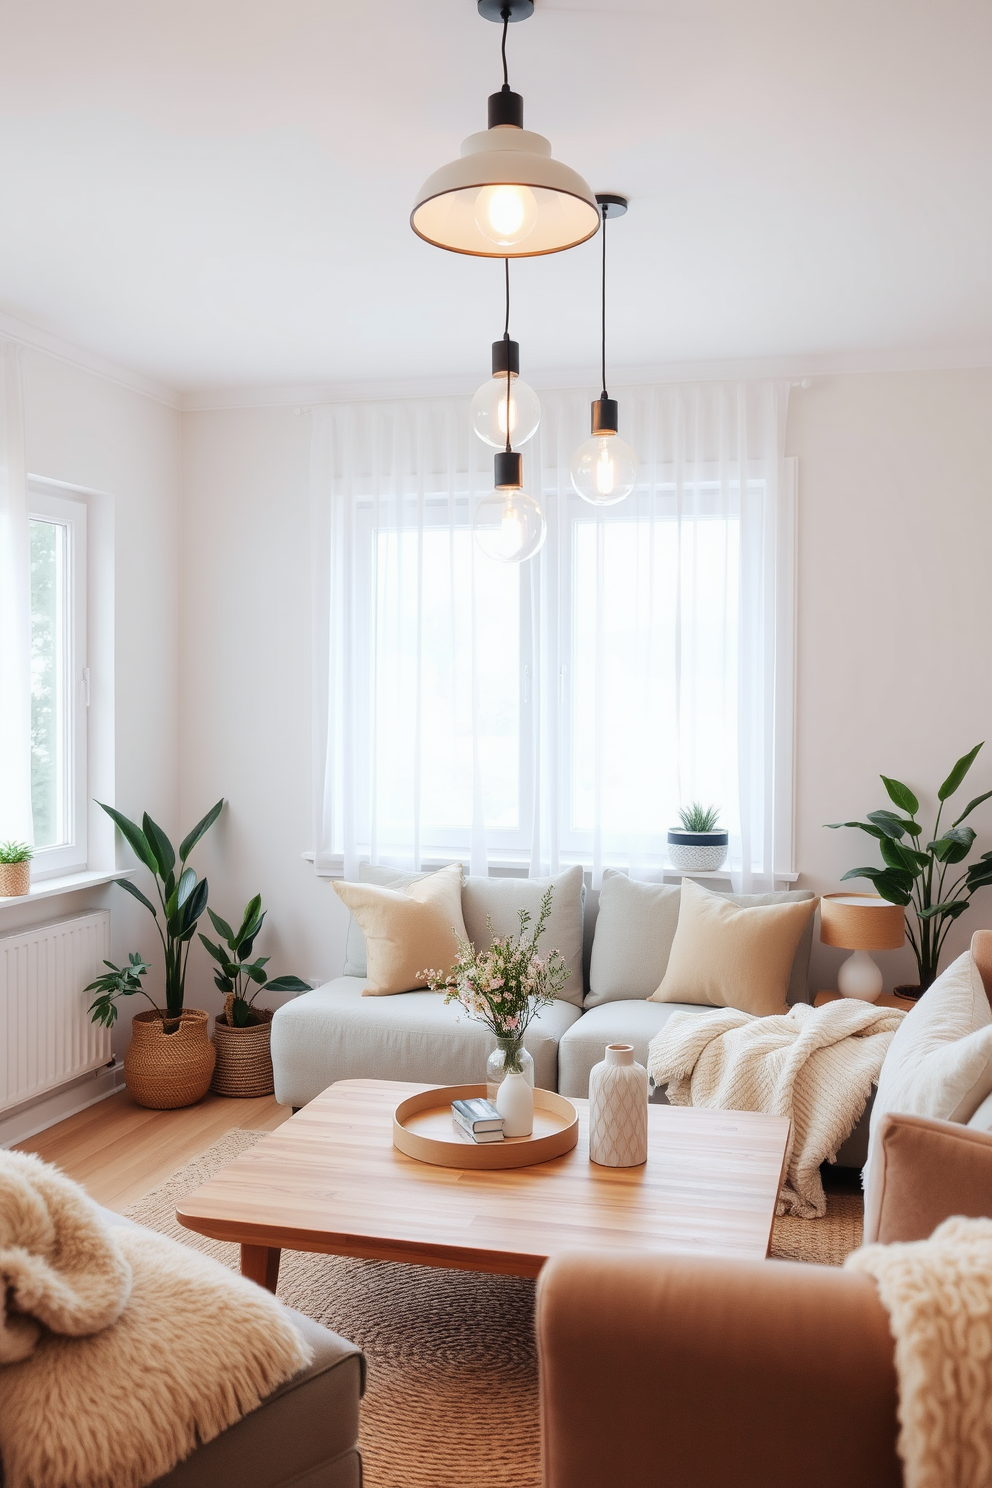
[211,1009,275,1098]
[0,861,31,897]
[124,1009,216,1109]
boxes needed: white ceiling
[0,0,989,394]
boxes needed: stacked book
[452,1097,504,1144]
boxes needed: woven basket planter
[211,1009,275,1098]
[0,861,30,897]
[124,1009,216,1109]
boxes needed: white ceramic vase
[589,1043,648,1167]
[495,1069,534,1137]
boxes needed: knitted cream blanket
[647,999,905,1217]
[0,1149,312,1488]
[847,1216,992,1488]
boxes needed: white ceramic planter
[589,1043,648,1167]
[495,1069,534,1137]
[667,829,729,873]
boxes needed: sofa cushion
[342,865,427,977]
[271,977,581,1108]
[586,874,817,1008]
[333,864,467,996]
[649,879,817,1017]
[556,999,721,1099]
[462,865,586,1006]
[864,950,992,1194]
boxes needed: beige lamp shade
[820,893,905,951]
[411,127,600,257]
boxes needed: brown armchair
[537,1107,992,1488]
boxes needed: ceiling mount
[596,194,628,219]
[477,0,534,21]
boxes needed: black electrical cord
[501,9,510,88]
[504,258,512,451]
[600,203,609,401]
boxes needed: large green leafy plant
[827,744,992,990]
[199,894,309,1026]
[99,799,224,1024]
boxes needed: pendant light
[411,1,600,259]
[570,195,638,506]
[471,259,540,448]
[473,362,546,564]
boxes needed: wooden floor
[14,1089,290,1210]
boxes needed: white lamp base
[837,949,884,1002]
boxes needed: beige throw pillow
[332,863,468,997]
[649,877,818,1017]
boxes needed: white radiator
[0,912,113,1111]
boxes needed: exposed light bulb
[570,433,638,506]
[473,488,547,564]
[471,371,540,448]
[474,184,538,248]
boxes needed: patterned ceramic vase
[588,1043,648,1167]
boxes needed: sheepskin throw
[846,1216,992,1488]
[0,1150,312,1488]
[647,999,904,1217]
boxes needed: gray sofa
[272,866,878,1160]
[98,1209,366,1488]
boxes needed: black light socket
[591,397,619,436]
[494,450,523,488]
[488,86,524,129]
[491,337,520,376]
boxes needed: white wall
[4,347,181,1056]
[179,368,992,1002]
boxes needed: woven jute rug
[126,1129,864,1488]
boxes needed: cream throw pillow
[649,877,817,1017]
[332,863,468,997]
[864,950,992,1190]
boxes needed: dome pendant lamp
[570,195,638,506]
[411,0,600,258]
[471,259,540,448]
[473,343,546,564]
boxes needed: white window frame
[28,485,88,878]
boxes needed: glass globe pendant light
[570,195,638,507]
[474,372,546,563]
[471,259,540,448]
[411,2,600,259]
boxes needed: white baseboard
[0,1060,126,1149]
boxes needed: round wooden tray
[393,1083,579,1170]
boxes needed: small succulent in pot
[199,894,310,1027]
[668,803,729,873]
[0,840,33,897]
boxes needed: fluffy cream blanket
[647,999,904,1217]
[847,1216,992,1488]
[0,1150,312,1488]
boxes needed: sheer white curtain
[0,339,32,844]
[312,379,794,888]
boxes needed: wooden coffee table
[176,1079,790,1291]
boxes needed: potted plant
[667,803,729,872]
[91,798,223,1107]
[0,840,32,897]
[827,743,992,996]
[199,895,310,1098]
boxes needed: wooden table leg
[241,1244,281,1293]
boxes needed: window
[28,487,87,876]
[313,384,795,885]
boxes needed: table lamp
[819,893,906,1001]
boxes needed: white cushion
[557,999,719,1099]
[271,976,581,1107]
[968,1090,992,1133]
[864,951,992,1194]
[585,874,817,1008]
[462,866,586,1007]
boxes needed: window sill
[0,868,135,913]
[300,851,800,884]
